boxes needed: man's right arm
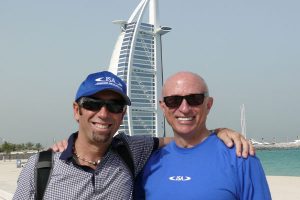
[13,155,37,200]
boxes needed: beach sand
[0,159,299,200]
[267,176,300,200]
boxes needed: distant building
[108,0,171,137]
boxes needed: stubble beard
[91,131,112,144]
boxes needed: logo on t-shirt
[169,176,191,181]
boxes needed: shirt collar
[60,131,78,161]
[59,131,124,161]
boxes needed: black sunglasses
[78,97,126,114]
[163,93,209,108]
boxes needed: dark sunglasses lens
[80,98,125,113]
[81,101,102,111]
[186,94,205,106]
[164,96,183,108]
[164,94,206,108]
[105,101,125,113]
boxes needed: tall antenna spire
[149,0,158,28]
[240,104,247,139]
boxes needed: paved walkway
[0,160,23,200]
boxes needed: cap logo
[94,77,123,89]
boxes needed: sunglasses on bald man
[163,93,209,108]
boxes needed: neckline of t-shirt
[170,132,216,154]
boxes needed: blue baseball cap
[75,71,131,105]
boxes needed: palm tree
[35,143,43,152]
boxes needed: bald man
[135,71,271,200]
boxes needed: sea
[256,148,300,176]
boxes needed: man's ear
[121,106,127,119]
[159,100,166,113]
[73,102,80,122]
[206,97,214,113]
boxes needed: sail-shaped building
[108,0,171,137]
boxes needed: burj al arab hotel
[108,0,171,137]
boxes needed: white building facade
[108,0,171,137]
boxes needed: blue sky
[1,0,299,147]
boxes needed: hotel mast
[108,0,171,137]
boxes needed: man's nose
[178,99,190,113]
[96,105,110,117]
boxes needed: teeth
[94,124,109,128]
[177,117,193,121]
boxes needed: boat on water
[239,105,299,148]
[249,138,271,145]
[291,139,300,143]
[249,138,262,145]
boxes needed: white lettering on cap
[94,77,123,89]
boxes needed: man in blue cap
[13,71,253,199]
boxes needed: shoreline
[1,160,300,200]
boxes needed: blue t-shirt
[134,133,271,200]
